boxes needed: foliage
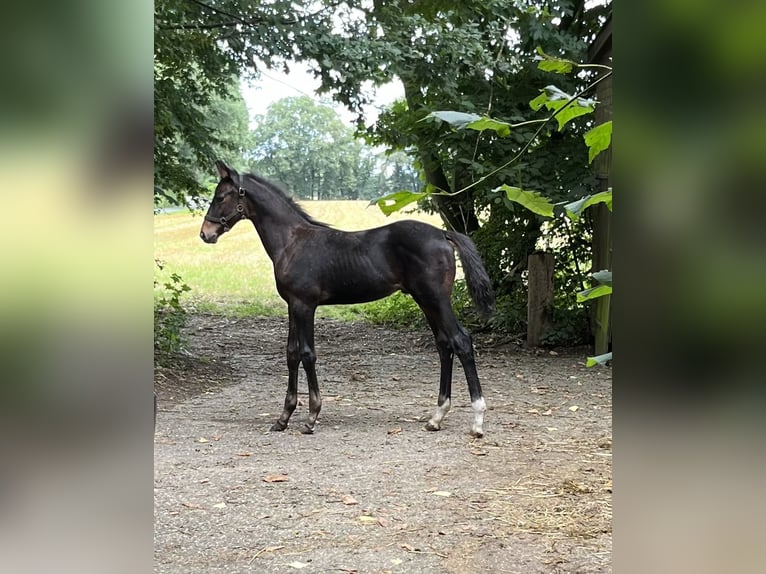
[395,45,613,349]
[248,96,371,199]
[358,292,426,328]
[153,0,612,344]
[154,260,192,357]
[154,0,339,205]
[357,279,481,330]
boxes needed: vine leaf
[371,190,428,216]
[495,184,554,218]
[530,85,596,131]
[534,46,576,74]
[564,189,612,220]
[428,111,512,137]
[586,352,612,367]
[576,284,612,303]
[584,121,612,163]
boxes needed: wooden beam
[527,252,555,347]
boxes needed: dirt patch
[155,314,612,573]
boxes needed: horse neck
[245,184,310,261]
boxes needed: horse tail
[444,230,495,318]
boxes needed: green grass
[154,200,443,320]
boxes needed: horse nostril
[200,231,205,240]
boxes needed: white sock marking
[428,398,451,429]
[471,397,486,436]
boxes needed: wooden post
[527,252,555,347]
[591,203,612,355]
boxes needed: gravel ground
[155,314,612,573]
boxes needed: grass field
[154,200,444,320]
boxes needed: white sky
[241,61,404,129]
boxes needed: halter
[204,182,247,232]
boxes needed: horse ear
[215,160,231,179]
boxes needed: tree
[248,96,381,200]
[154,0,338,204]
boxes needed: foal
[200,161,494,436]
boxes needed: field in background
[154,200,444,319]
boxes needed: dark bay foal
[200,161,495,436]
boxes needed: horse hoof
[299,425,315,435]
[424,422,440,432]
[270,422,287,432]
[469,429,484,438]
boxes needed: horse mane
[243,172,332,229]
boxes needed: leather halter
[204,183,247,232]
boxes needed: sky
[240,61,404,129]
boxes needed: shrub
[154,260,191,357]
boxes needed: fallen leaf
[199,478,210,484]
[470,450,488,456]
[432,491,452,497]
[401,543,415,551]
[569,405,579,412]
[197,437,208,443]
[287,561,309,569]
[237,452,253,457]
[376,517,389,527]
[392,375,400,381]
[391,558,403,565]
[341,495,359,505]
[212,434,222,441]
[357,515,377,524]
[546,427,558,432]
[542,408,553,416]
[527,408,540,414]
[387,427,402,435]
[263,474,289,483]
[549,350,559,356]
[181,502,204,510]
[212,502,226,508]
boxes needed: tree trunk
[401,79,478,234]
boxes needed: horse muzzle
[200,221,220,244]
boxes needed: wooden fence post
[527,252,555,347]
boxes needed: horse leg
[271,307,300,431]
[418,298,486,437]
[425,337,453,432]
[452,324,486,438]
[293,303,322,434]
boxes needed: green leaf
[529,86,596,130]
[584,121,612,163]
[564,189,612,220]
[428,111,512,137]
[591,270,612,286]
[372,190,429,216]
[534,46,575,74]
[495,184,554,218]
[529,92,549,112]
[586,352,612,367]
[465,117,512,137]
[427,111,482,129]
[577,284,612,303]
